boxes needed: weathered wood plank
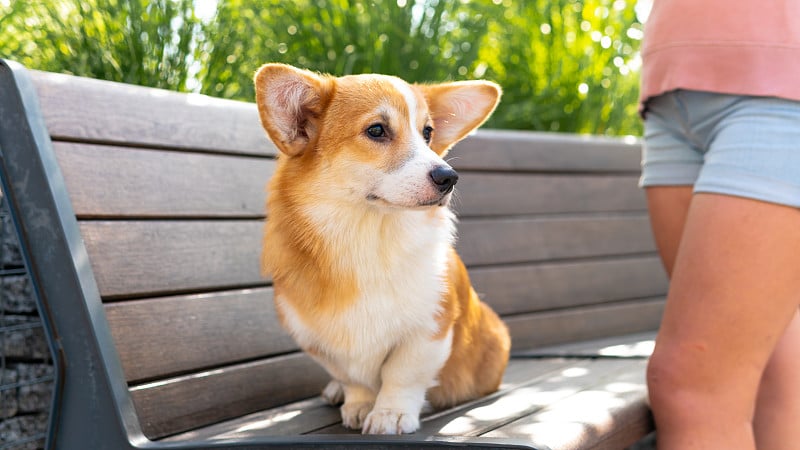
[470,256,668,316]
[80,220,265,299]
[130,353,329,440]
[453,173,646,217]
[456,214,656,266]
[451,129,641,173]
[105,288,295,383]
[513,331,657,358]
[505,298,665,350]
[81,218,659,299]
[481,359,652,450]
[163,396,339,441]
[54,142,273,218]
[55,147,645,220]
[33,70,643,174]
[31,70,277,156]
[166,359,575,440]
[429,359,645,438]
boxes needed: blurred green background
[0,0,645,135]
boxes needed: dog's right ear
[254,64,332,156]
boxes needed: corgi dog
[254,63,511,435]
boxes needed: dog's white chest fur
[276,206,456,389]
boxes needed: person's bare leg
[645,186,693,276]
[648,187,800,448]
[753,309,800,449]
[645,192,800,449]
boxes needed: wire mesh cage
[0,189,53,450]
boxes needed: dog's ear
[254,63,333,156]
[418,81,501,155]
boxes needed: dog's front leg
[340,383,377,430]
[362,332,453,434]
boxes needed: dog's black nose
[430,166,459,193]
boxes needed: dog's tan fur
[254,63,510,434]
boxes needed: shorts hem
[694,165,800,209]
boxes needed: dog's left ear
[418,81,501,155]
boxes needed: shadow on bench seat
[0,59,665,449]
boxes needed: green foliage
[479,0,642,135]
[0,0,198,91]
[0,0,644,135]
[196,0,491,102]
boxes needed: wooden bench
[0,59,666,450]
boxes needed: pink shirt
[640,0,800,105]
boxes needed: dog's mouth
[366,192,451,209]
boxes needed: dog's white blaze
[388,77,418,130]
[368,82,451,207]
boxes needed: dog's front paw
[362,409,420,435]
[321,380,344,405]
[340,401,374,430]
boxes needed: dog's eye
[422,126,434,144]
[366,124,386,140]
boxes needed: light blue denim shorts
[640,90,800,208]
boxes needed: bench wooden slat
[105,288,295,383]
[451,129,641,173]
[31,70,277,156]
[309,358,649,442]
[82,217,658,299]
[55,142,273,218]
[56,145,644,219]
[455,172,645,217]
[165,358,576,441]
[32,70,641,172]
[429,359,646,439]
[470,256,668,316]
[130,352,329,440]
[457,214,656,266]
[514,331,657,358]
[105,257,663,384]
[505,298,665,351]
[482,359,652,450]
[80,220,265,299]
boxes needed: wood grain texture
[450,129,641,173]
[453,172,646,217]
[130,352,329,440]
[105,287,296,383]
[166,359,574,440]
[481,359,652,450]
[504,298,665,350]
[54,142,273,218]
[469,256,668,316]
[79,217,660,300]
[53,145,645,220]
[163,396,340,441]
[80,220,265,299]
[158,357,652,443]
[456,214,656,266]
[432,359,646,439]
[514,331,657,358]
[30,70,277,156]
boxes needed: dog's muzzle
[429,166,459,195]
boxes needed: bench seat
[167,332,655,450]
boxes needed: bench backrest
[0,60,666,445]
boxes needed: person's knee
[647,340,761,420]
[646,347,688,413]
[646,343,717,416]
